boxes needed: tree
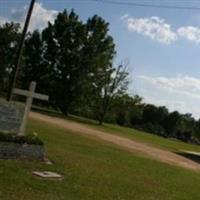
[142,104,168,135]
[21,30,50,94]
[129,96,143,126]
[194,119,200,142]
[163,111,181,137]
[0,22,21,95]
[90,63,129,125]
[142,105,168,125]
[79,14,116,122]
[176,113,195,141]
[112,94,142,126]
[42,10,88,114]
[41,10,116,116]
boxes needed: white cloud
[141,94,200,119]
[11,2,58,31]
[139,75,200,99]
[121,15,200,44]
[120,14,129,20]
[122,16,177,44]
[0,16,9,25]
[177,26,200,43]
[137,75,200,118]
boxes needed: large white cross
[13,81,49,136]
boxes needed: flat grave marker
[32,171,63,180]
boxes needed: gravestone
[0,82,49,160]
[0,100,24,134]
[13,82,49,136]
[0,82,49,136]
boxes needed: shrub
[0,132,44,145]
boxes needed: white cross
[13,81,49,136]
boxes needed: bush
[116,112,126,126]
[0,132,44,145]
[139,123,165,136]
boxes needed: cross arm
[34,93,49,101]
[13,88,49,101]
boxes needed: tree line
[0,9,199,144]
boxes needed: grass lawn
[0,118,199,200]
[63,116,200,153]
[32,106,200,153]
[91,123,200,153]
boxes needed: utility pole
[7,0,36,101]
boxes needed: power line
[92,0,200,10]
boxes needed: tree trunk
[98,119,103,125]
[98,111,105,125]
[59,105,69,116]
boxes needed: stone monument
[0,82,49,160]
[0,100,24,134]
[0,81,49,136]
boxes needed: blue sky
[2,0,200,118]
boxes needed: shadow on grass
[177,152,200,164]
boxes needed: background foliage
[0,9,199,144]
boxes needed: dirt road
[30,112,200,171]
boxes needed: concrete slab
[32,171,63,180]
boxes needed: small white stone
[32,171,63,179]
[43,158,53,165]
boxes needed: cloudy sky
[1,0,200,118]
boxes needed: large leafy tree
[142,104,168,125]
[163,111,181,137]
[112,94,142,126]
[89,64,129,125]
[0,22,20,95]
[141,104,169,135]
[176,113,195,141]
[74,15,117,121]
[22,30,50,94]
[42,10,89,114]
[42,10,116,115]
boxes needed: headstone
[0,100,24,134]
[0,81,49,136]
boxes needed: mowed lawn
[90,122,200,153]
[32,107,200,153]
[0,118,200,200]
[51,111,200,153]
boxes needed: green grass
[65,115,200,153]
[0,118,200,200]
[32,107,200,153]
[90,123,200,153]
